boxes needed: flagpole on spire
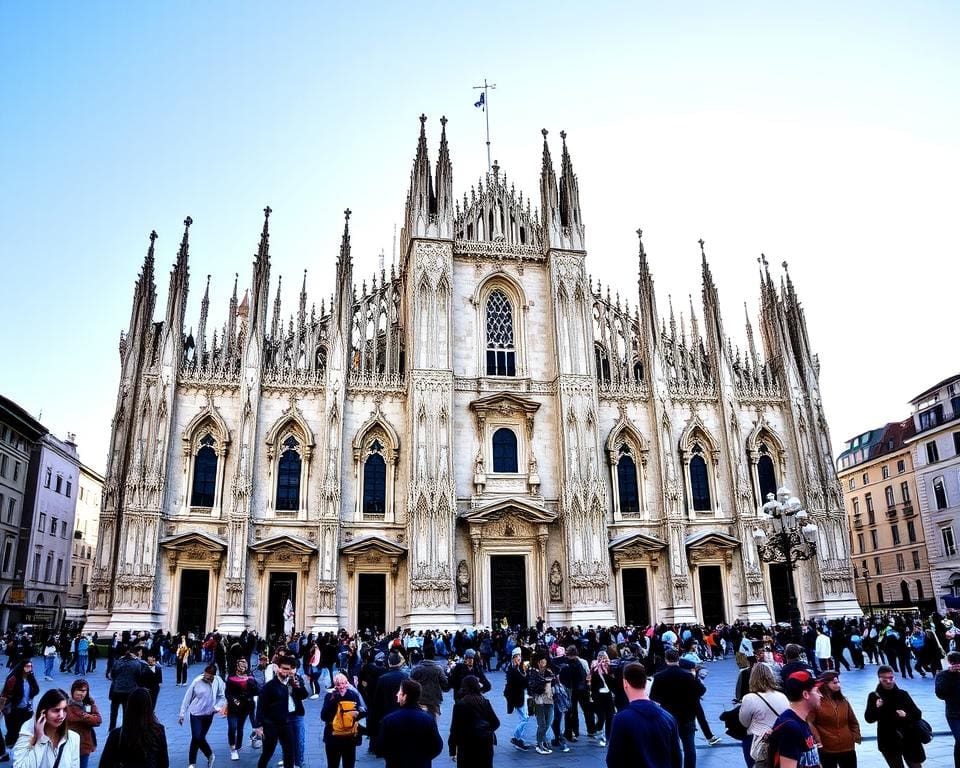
[473,78,497,173]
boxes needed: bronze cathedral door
[490,555,527,628]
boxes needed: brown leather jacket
[66,699,103,756]
[810,695,861,754]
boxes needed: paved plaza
[19,654,957,767]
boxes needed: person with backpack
[448,675,500,768]
[321,672,366,768]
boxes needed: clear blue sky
[2,1,958,473]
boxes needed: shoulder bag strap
[51,742,66,768]
[755,692,779,716]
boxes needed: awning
[941,595,960,609]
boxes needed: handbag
[553,681,570,714]
[719,705,747,741]
[750,732,769,762]
[913,717,933,744]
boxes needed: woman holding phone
[12,688,80,768]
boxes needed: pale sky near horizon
[1,2,957,476]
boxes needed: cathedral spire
[745,301,758,366]
[335,208,354,326]
[226,273,238,356]
[165,216,192,332]
[198,274,211,356]
[557,130,585,249]
[249,206,272,334]
[402,114,436,245]
[699,238,725,357]
[271,275,283,341]
[434,115,454,237]
[298,269,308,329]
[539,129,561,249]
[125,229,158,358]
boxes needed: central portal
[177,569,209,636]
[698,565,726,626]
[267,573,297,638]
[490,555,527,628]
[357,573,387,635]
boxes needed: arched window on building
[492,428,518,473]
[689,444,711,511]
[934,477,948,510]
[756,443,778,502]
[362,441,387,516]
[617,446,640,514]
[900,580,911,603]
[594,344,611,384]
[485,289,516,376]
[190,433,218,507]
[276,436,302,511]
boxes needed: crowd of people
[0,611,956,767]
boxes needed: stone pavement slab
[21,656,956,767]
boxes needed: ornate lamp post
[752,487,818,630]
[861,567,874,617]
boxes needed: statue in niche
[549,561,563,602]
[456,560,470,603]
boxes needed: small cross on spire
[440,115,447,127]
[149,230,158,244]
[698,238,705,255]
[184,216,193,228]
[344,208,352,221]
[263,206,272,219]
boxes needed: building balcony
[903,504,915,517]
[886,505,898,519]
[853,516,863,529]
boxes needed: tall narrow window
[616,446,640,514]
[934,477,948,510]
[190,434,218,507]
[757,443,777,501]
[485,289,516,376]
[917,580,924,599]
[689,444,711,511]
[594,345,611,383]
[901,482,911,503]
[362,441,387,515]
[877,583,884,603]
[900,580,910,602]
[276,436,302,511]
[492,428,518,473]
[885,486,895,507]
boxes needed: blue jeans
[189,713,214,764]
[512,705,531,742]
[535,704,554,747]
[44,656,55,677]
[227,710,251,749]
[679,721,697,768]
[292,714,306,767]
[75,654,87,675]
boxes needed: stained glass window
[486,289,516,376]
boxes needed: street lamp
[752,487,819,631]
[861,567,874,617]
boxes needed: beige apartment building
[837,419,934,614]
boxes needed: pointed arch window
[594,344,611,384]
[756,443,777,502]
[485,289,516,376]
[492,428,518,473]
[362,440,387,516]
[616,446,640,514]
[276,436,302,511]
[689,443,711,511]
[190,434,218,507]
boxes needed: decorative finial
[149,230,158,244]
[419,113,427,125]
[636,228,643,239]
[560,130,567,142]
[541,128,548,139]
[184,216,193,228]
[263,206,272,219]
[440,115,447,127]
[698,238,705,256]
[782,260,789,272]
[344,208,352,221]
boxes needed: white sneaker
[208,756,216,768]
[231,750,239,761]
[310,693,319,699]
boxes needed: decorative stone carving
[549,561,563,602]
[456,560,470,603]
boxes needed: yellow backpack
[332,700,359,738]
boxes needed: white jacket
[815,633,832,659]
[13,720,80,768]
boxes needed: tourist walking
[139,651,163,707]
[367,651,408,753]
[107,645,144,729]
[65,679,102,768]
[11,688,81,768]
[99,687,170,768]
[176,635,191,687]
[225,656,259,761]
[590,650,615,746]
[179,663,227,768]
[768,670,823,768]
[528,652,556,755]
[42,640,56,681]
[410,645,450,719]
[605,661,681,768]
[738,662,788,768]
[320,672,366,768]
[253,654,299,768]
[650,649,706,768]
[448,650,490,702]
[864,665,926,768]
[376,679,443,768]
[448,675,500,768]
[2,660,40,749]
[810,672,860,768]
[503,647,531,750]
[935,650,960,768]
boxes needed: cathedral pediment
[340,535,406,575]
[340,535,407,558]
[684,531,740,550]
[461,497,556,525]
[468,392,541,418]
[248,533,318,554]
[608,532,667,552]
[159,531,227,552]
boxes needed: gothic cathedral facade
[86,116,859,636]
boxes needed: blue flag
[474,92,485,109]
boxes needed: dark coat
[503,662,528,712]
[448,662,490,701]
[448,695,500,768]
[367,668,409,739]
[606,699,681,768]
[649,666,706,726]
[98,724,170,768]
[410,660,450,715]
[936,667,960,720]
[864,683,925,761]
[376,704,443,768]
[256,676,307,730]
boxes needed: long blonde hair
[749,662,778,693]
